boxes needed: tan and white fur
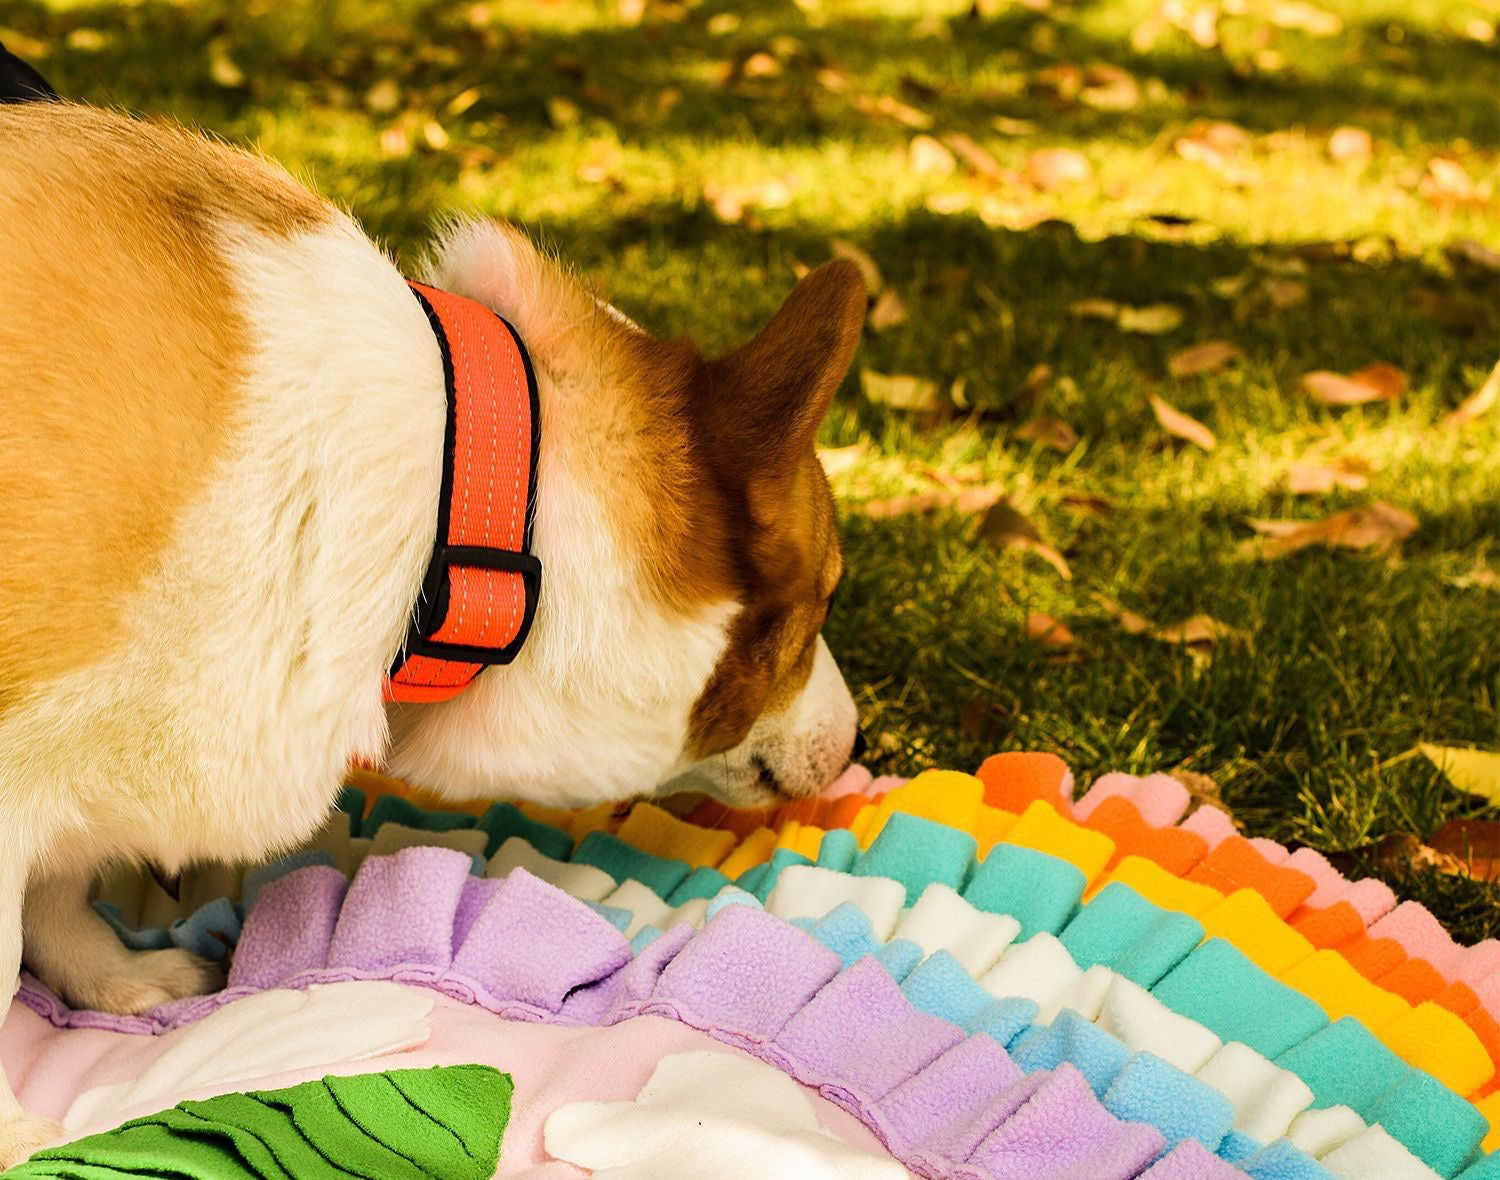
[0,103,864,1162]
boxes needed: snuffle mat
[10,753,1500,1177]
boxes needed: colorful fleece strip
[34,843,1500,1180]
[76,755,1500,1170]
[6,1065,510,1179]
[288,764,1500,1107]
[37,852,1291,1180]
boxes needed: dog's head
[386,222,864,809]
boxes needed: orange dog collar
[384,281,541,704]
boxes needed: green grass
[6,0,1500,933]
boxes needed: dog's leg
[23,868,222,1017]
[0,839,63,1167]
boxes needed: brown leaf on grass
[1300,364,1405,406]
[942,132,1005,181]
[1150,395,1217,451]
[868,289,908,332]
[1168,341,1244,377]
[1027,148,1092,190]
[208,39,246,88]
[1151,615,1246,645]
[1118,305,1184,334]
[1442,360,1500,430]
[576,139,624,184]
[1069,298,1122,321]
[909,134,957,177]
[992,115,1038,136]
[1268,1,1342,34]
[1068,301,1183,334]
[1284,458,1371,494]
[1328,126,1373,164]
[1420,158,1479,205]
[1327,831,1472,880]
[1016,417,1080,453]
[1258,277,1308,310]
[1429,820,1500,882]
[815,444,867,478]
[1080,64,1139,111]
[977,501,1072,580]
[1016,363,1054,407]
[830,239,883,295]
[1094,596,1244,647]
[860,369,941,413]
[1240,501,1418,558]
[1092,594,1151,635]
[1173,122,1252,172]
[960,699,1008,745]
[857,486,1001,520]
[852,93,932,129]
[1447,566,1500,591]
[702,177,793,223]
[1025,612,1077,648]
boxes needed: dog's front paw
[65,947,224,1016]
[0,1110,63,1169]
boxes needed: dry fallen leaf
[830,239,883,295]
[1284,458,1371,494]
[1016,417,1080,453]
[1025,612,1077,648]
[1169,768,1235,822]
[960,698,1008,745]
[1069,298,1122,321]
[1240,501,1418,558]
[1151,615,1245,645]
[860,369,941,413]
[1093,594,1152,635]
[1269,1,1342,34]
[1329,832,1471,880]
[1016,363,1053,405]
[207,38,246,88]
[1168,341,1243,377]
[1447,566,1500,591]
[1117,304,1184,334]
[1327,126,1373,164]
[1443,360,1500,430]
[852,93,932,129]
[545,96,581,128]
[942,132,1005,181]
[1150,395,1217,451]
[909,134,957,177]
[1095,596,1244,649]
[1300,364,1406,406]
[1421,744,1500,806]
[815,443,867,478]
[868,289,908,332]
[1428,820,1500,882]
[1258,277,1309,310]
[702,177,794,223]
[1068,300,1182,334]
[1421,157,1479,205]
[1027,147,1092,190]
[858,487,1000,519]
[977,501,1072,580]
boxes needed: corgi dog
[0,102,864,1162]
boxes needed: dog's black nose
[851,728,869,760]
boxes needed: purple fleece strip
[18,848,1173,1180]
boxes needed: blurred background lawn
[4,0,1499,932]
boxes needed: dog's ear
[702,260,866,486]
